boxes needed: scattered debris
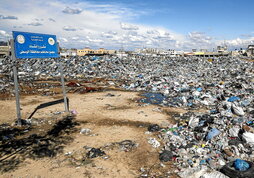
[86,148,106,158]
[80,128,91,135]
[148,138,160,148]
[147,124,161,132]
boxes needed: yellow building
[77,47,116,56]
[77,47,95,56]
[0,46,10,57]
[95,48,106,54]
[107,50,116,54]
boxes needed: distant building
[0,45,10,58]
[200,49,208,52]
[134,48,182,57]
[77,47,95,56]
[77,48,116,56]
[217,46,227,53]
[60,48,77,57]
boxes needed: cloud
[63,26,77,31]
[0,30,11,41]
[0,14,18,20]
[120,23,139,30]
[13,25,22,28]
[34,18,44,21]
[59,37,68,42]
[188,31,212,43]
[0,30,7,36]
[62,7,82,14]
[71,36,79,40]
[0,0,252,50]
[48,18,56,22]
[224,37,254,48]
[27,22,43,26]
[101,31,118,38]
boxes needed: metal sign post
[60,61,69,112]
[11,39,22,126]
[57,43,69,112]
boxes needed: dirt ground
[0,90,186,178]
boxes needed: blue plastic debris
[247,121,254,126]
[137,74,143,78]
[206,128,221,140]
[200,159,206,165]
[187,159,193,165]
[196,87,202,92]
[210,109,219,114]
[228,96,240,102]
[91,56,101,61]
[234,159,250,171]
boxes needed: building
[134,48,182,57]
[217,46,227,53]
[0,45,10,58]
[60,48,77,57]
[77,47,95,56]
[77,48,116,56]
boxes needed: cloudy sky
[0,0,254,51]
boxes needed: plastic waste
[231,104,245,116]
[178,167,208,178]
[80,128,91,135]
[159,150,173,162]
[148,138,160,148]
[242,132,254,144]
[227,96,240,102]
[147,124,160,132]
[206,128,221,140]
[228,127,240,137]
[220,160,254,178]
[188,117,199,128]
[201,171,229,178]
[234,159,250,171]
[86,148,106,158]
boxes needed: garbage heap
[0,56,254,177]
[157,108,254,177]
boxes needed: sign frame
[11,31,69,126]
[13,31,60,59]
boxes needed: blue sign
[13,31,59,59]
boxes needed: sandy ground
[0,91,185,178]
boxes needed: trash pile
[155,108,254,177]
[0,55,253,177]
[0,56,253,98]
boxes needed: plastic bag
[231,104,245,116]
[234,159,250,171]
[201,171,229,178]
[242,132,254,144]
[206,128,221,140]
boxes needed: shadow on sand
[0,115,78,173]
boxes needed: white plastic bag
[243,132,254,144]
[231,104,245,116]
[201,171,229,178]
